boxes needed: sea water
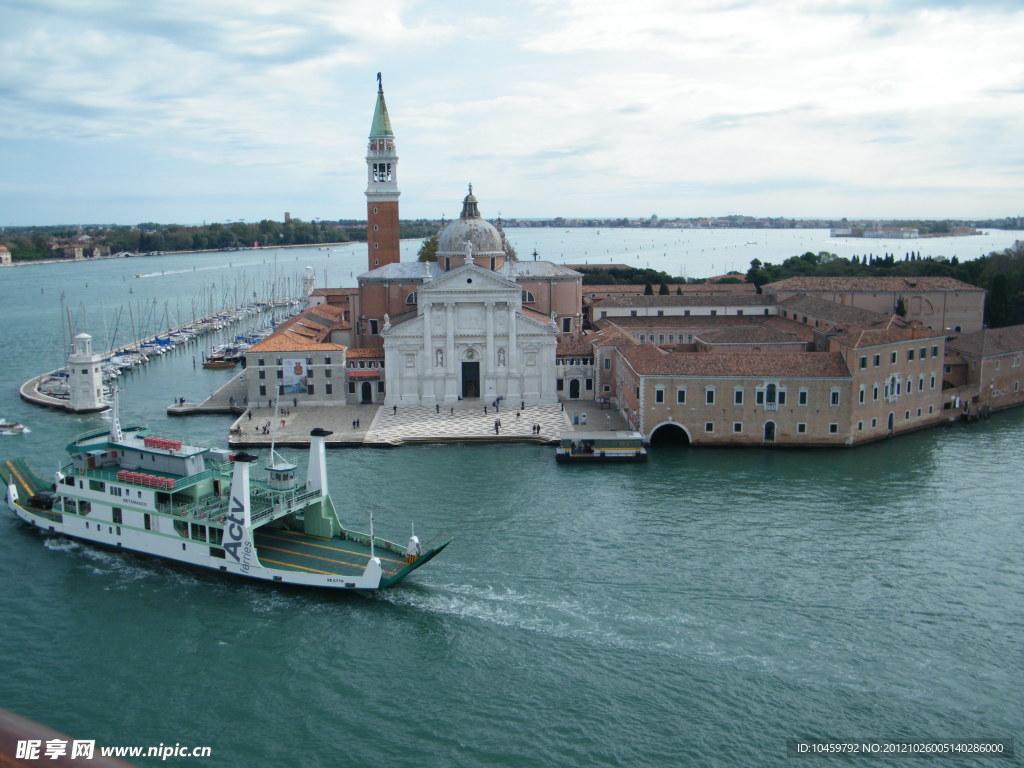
[0,232,1020,767]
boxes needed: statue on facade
[435,348,444,367]
[383,313,391,331]
[498,347,506,366]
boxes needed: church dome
[437,186,505,259]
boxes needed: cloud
[0,0,1022,223]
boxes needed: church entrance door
[461,361,480,398]
[569,379,580,399]
[360,382,373,404]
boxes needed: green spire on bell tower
[370,72,394,138]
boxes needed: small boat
[201,358,237,369]
[0,420,28,435]
[555,430,647,463]
[3,404,451,591]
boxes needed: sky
[1,0,1023,226]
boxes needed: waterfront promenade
[166,371,626,446]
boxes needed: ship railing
[154,486,323,524]
[249,487,322,525]
[68,463,222,492]
[340,527,448,559]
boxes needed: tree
[644,282,654,295]
[895,296,907,317]
[417,233,438,262]
[659,282,669,295]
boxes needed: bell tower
[365,72,401,271]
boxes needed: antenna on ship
[369,512,376,560]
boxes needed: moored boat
[3,410,451,590]
[555,430,647,463]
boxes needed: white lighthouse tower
[67,333,107,412]
[303,266,316,306]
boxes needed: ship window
[112,508,122,524]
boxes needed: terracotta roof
[583,283,754,297]
[621,347,851,378]
[828,316,945,349]
[946,324,1024,357]
[246,304,347,354]
[779,294,884,326]
[765,276,982,293]
[522,307,555,325]
[557,336,594,355]
[346,347,385,359]
[311,287,358,296]
[696,327,804,345]
[590,293,773,309]
[246,334,344,353]
[594,315,771,330]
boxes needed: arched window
[406,292,417,305]
[521,290,535,303]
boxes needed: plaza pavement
[171,371,629,447]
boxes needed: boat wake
[134,260,264,279]
[379,578,663,652]
[40,536,198,588]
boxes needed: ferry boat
[3,409,451,591]
[1,420,28,435]
[555,430,647,463]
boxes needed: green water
[1,245,1020,767]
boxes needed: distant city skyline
[2,0,1023,226]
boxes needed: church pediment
[419,263,519,298]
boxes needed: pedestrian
[521,400,524,411]
[515,411,520,420]
[450,407,454,415]
[436,404,440,414]
[281,419,286,427]
[293,397,298,407]
[494,419,499,434]
[484,406,488,415]
[352,420,356,429]
[247,411,252,421]
[393,405,397,415]
[356,418,360,428]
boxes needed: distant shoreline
[0,241,359,267]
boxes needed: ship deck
[3,459,53,500]
[253,528,405,579]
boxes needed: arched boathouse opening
[650,423,690,447]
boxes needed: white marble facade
[383,263,557,405]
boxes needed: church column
[507,302,521,400]
[445,302,457,401]
[507,303,518,376]
[422,302,433,402]
[485,301,495,376]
